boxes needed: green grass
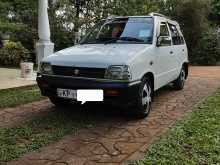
[0,110,95,162]
[0,85,95,163]
[0,85,44,108]
[137,89,220,165]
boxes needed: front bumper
[37,74,141,106]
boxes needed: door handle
[182,49,185,52]
[170,51,174,54]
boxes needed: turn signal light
[40,82,49,88]
[105,90,120,96]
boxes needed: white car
[37,13,189,118]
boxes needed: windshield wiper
[104,38,118,44]
[80,38,105,44]
[119,37,144,42]
[104,37,144,44]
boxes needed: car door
[154,22,174,89]
[168,23,185,80]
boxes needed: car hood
[43,44,151,68]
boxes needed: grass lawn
[0,85,44,108]
[137,89,220,165]
[0,110,95,162]
[0,85,95,163]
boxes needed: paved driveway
[2,67,220,165]
[0,68,36,90]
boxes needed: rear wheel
[173,67,186,90]
[131,77,153,119]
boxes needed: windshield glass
[81,17,154,44]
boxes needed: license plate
[77,90,104,104]
[57,89,77,99]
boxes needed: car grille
[52,66,106,79]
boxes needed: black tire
[131,77,153,119]
[173,67,186,90]
[49,97,71,107]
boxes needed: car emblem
[74,69,80,76]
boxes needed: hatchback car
[37,13,189,118]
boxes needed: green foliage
[0,0,37,51]
[48,0,162,51]
[158,0,220,65]
[160,0,211,57]
[0,22,26,35]
[191,29,220,65]
[88,0,161,17]
[0,107,95,162]
[48,0,76,50]
[0,0,219,65]
[0,41,30,66]
[211,0,220,15]
[137,89,220,164]
[0,1,10,22]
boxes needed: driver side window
[160,23,170,36]
[158,22,171,46]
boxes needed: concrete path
[0,68,36,90]
[2,66,220,165]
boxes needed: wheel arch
[183,62,189,79]
[142,72,155,91]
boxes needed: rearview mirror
[156,36,171,47]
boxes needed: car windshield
[80,17,154,44]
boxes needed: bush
[0,41,30,66]
[191,29,220,65]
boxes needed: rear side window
[168,23,185,45]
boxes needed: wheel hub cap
[142,84,151,106]
[181,70,186,84]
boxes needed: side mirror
[156,36,171,47]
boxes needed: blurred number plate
[57,89,77,99]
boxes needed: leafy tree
[210,0,220,25]
[48,0,161,50]
[191,29,220,65]
[160,0,211,59]
[0,0,38,52]
[0,1,10,21]
[211,0,220,15]
[0,1,20,37]
[0,0,218,65]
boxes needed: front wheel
[131,77,153,119]
[173,67,186,90]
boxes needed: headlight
[39,62,53,75]
[105,65,132,80]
